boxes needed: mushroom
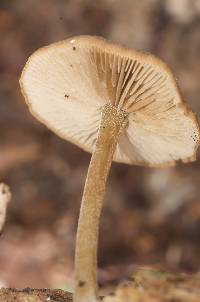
[19,36,200,302]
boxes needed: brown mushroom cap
[20,35,200,167]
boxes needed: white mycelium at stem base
[74,103,128,302]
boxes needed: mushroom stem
[74,104,128,302]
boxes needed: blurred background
[0,0,200,291]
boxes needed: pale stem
[74,104,128,302]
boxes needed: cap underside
[20,36,200,167]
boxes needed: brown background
[0,0,200,291]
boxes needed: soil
[1,267,200,302]
[0,288,72,302]
[104,266,200,302]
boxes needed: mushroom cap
[20,35,200,167]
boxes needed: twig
[0,183,11,234]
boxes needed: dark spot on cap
[73,46,76,51]
[64,94,69,98]
[70,64,73,67]
[78,281,85,287]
